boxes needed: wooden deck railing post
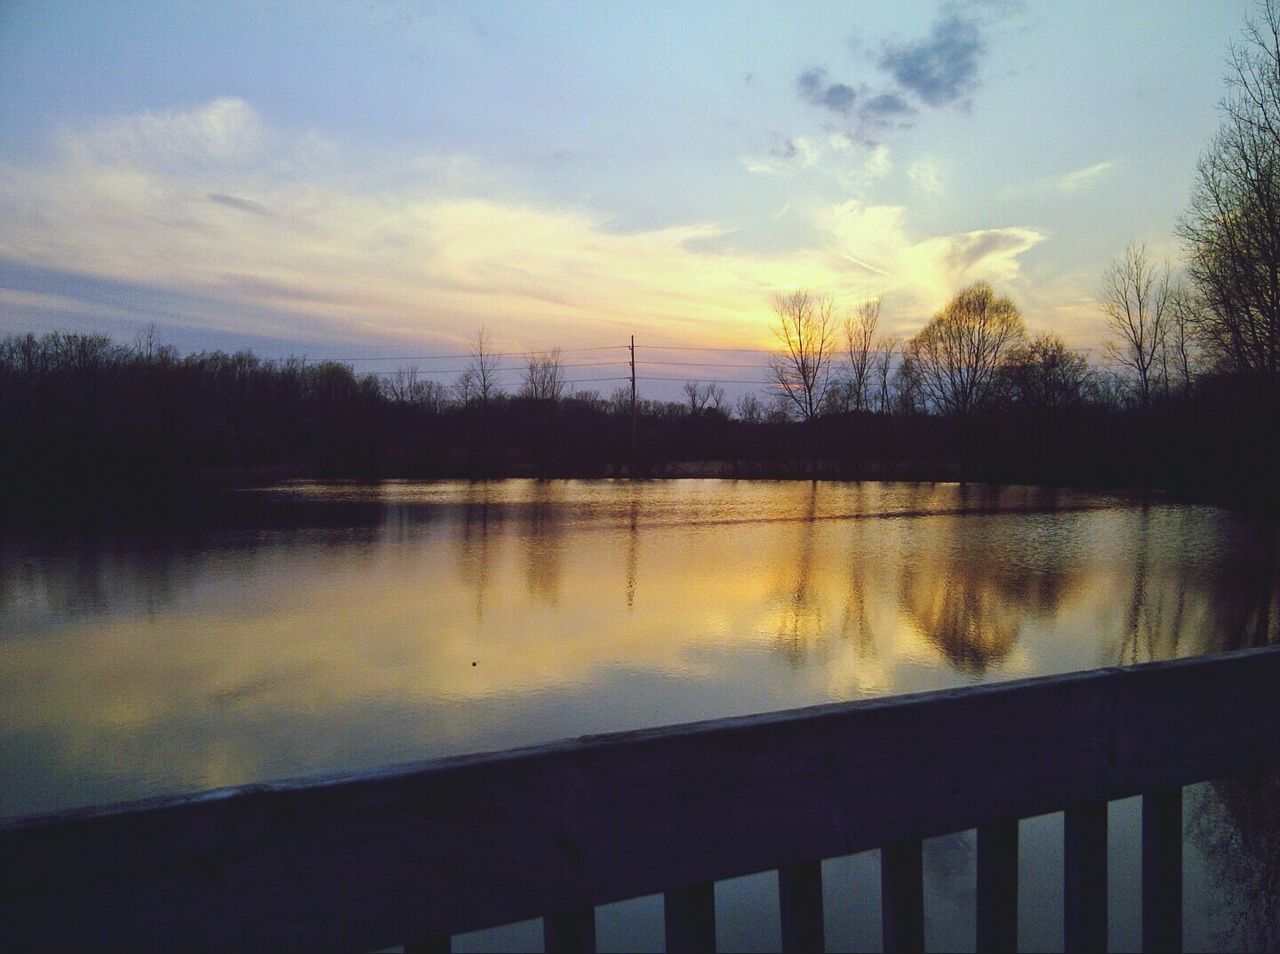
[1142,787,1182,954]
[405,937,451,954]
[544,907,597,954]
[1064,802,1107,953]
[881,840,924,954]
[664,882,716,954]
[778,860,824,953]
[976,819,1018,952]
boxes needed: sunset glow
[0,2,1249,362]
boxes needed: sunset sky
[0,1,1256,388]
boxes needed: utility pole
[629,335,637,474]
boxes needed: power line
[311,345,628,362]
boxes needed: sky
[0,0,1259,392]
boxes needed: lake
[2,479,1277,950]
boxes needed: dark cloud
[207,193,271,217]
[860,91,915,120]
[945,231,1027,272]
[878,12,982,107]
[797,68,857,116]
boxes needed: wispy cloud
[908,158,945,196]
[1,99,1047,348]
[997,160,1120,201]
[1056,161,1117,194]
[817,201,1044,311]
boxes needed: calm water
[2,479,1277,950]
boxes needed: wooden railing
[3,646,1279,953]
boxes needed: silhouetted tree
[1167,281,1205,395]
[844,295,881,412]
[456,326,503,407]
[873,333,900,414]
[769,289,838,422]
[1179,0,1280,384]
[909,282,1025,417]
[521,348,564,401]
[1101,242,1171,409]
[1003,334,1093,410]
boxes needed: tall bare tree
[1167,281,1204,395]
[873,333,900,414]
[1100,242,1171,410]
[844,295,881,412]
[909,282,1025,417]
[1178,0,1280,383]
[769,290,838,422]
[521,348,564,401]
[456,326,502,406]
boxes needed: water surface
[2,479,1277,950]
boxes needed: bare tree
[769,290,838,422]
[734,391,764,423]
[844,295,881,412]
[133,322,161,360]
[1167,281,1204,395]
[682,380,707,414]
[909,282,1026,417]
[1178,0,1280,383]
[521,348,564,401]
[705,382,726,413]
[681,380,724,415]
[1003,334,1093,411]
[1100,242,1171,410]
[873,333,900,414]
[457,326,503,407]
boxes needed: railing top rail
[4,646,1279,953]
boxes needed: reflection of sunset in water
[1,480,1277,819]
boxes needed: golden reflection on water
[1,479,1277,817]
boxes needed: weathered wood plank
[404,937,451,954]
[1063,802,1107,953]
[778,860,824,953]
[544,907,596,954]
[881,840,923,954]
[1142,787,1182,954]
[976,819,1018,953]
[664,882,716,954]
[2,647,1277,954]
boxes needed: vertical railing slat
[881,840,924,954]
[1064,802,1108,953]
[664,882,717,954]
[976,819,1018,952]
[1142,786,1183,954]
[543,907,597,954]
[405,938,451,954]
[779,860,825,953]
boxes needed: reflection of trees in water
[1,497,399,630]
[458,484,499,622]
[838,484,875,657]
[770,482,825,666]
[1118,505,1182,664]
[1206,525,1279,653]
[625,493,639,610]
[522,481,565,605]
[1117,511,1279,664]
[1188,771,1280,952]
[899,566,1021,674]
[897,515,1083,675]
